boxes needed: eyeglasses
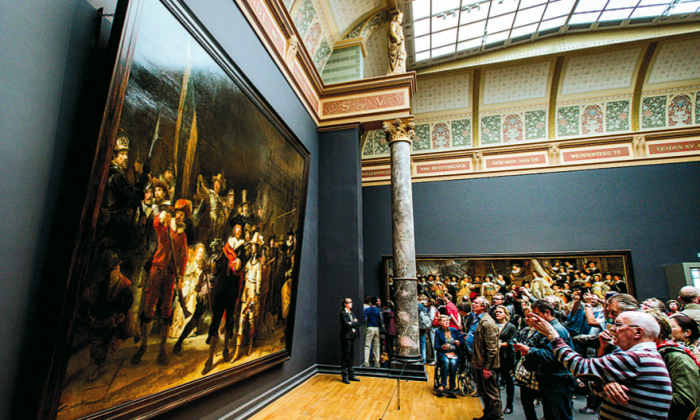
[612,321,639,329]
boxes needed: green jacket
[658,345,700,420]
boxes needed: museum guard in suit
[339,298,361,384]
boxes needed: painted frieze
[642,95,667,129]
[432,122,450,149]
[451,119,471,147]
[581,104,604,136]
[313,37,332,71]
[558,106,580,137]
[525,110,547,140]
[606,100,630,132]
[481,115,502,145]
[294,0,315,38]
[304,22,322,56]
[413,124,431,151]
[502,114,524,142]
[668,93,693,127]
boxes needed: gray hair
[622,311,660,340]
[607,293,639,312]
[679,286,700,304]
[474,296,490,312]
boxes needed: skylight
[405,0,700,69]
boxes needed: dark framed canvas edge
[37,0,311,418]
[381,250,636,300]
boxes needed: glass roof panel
[599,8,634,20]
[486,12,516,33]
[414,35,431,52]
[543,0,576,20]
[432,12,460,31]
[519,0,549,8]
[432,28,458,48]
[631,5,668,17]
[460,2,490,25]
[459,20,487,41]
[412,0,431,20]
[669,1,700,14]
[569,11,601,24]
[575,0,607,13]
[413,18,431,37]
[511,22,539,37]
[432,44,456,58]
[433,0,461,15]
[606,0,642,9]
[406,0,692,69]
[490,0,520,17]
[457,37,483,51]
[638,0,671,5]
[514,4,546,26]
[484,30,510,44]
[538,15,567,30]
[416,51,431,61]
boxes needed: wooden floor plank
[250,367,484,420]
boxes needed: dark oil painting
[384,252,634,304]
[51,0,309,418]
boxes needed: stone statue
[387,9,406,75]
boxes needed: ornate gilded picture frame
[39,0,310,418]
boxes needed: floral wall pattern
[641,92,700,130]
[363,26,389,79]
[292,0,334,72]
[413,124,431,151]
[647,38,700,85]
[581,104,604,135]
[606,100,630,132]
[558,106,580,137]
[413,73,470,114]
[525,110,547,140]
[483,61,551,105]
[451,119,471,147]
[481,115,502,145]
[561,48,641,96]
[327,0,382,36]
[432,123,450,149]
[502,114,524,142]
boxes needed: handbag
[514,356,539,391]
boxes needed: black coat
[340,309,360,340]
[497,322,517,370]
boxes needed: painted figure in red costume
[131,204,188,366]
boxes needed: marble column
[383,117,422,367]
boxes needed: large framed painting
[38,0,310,418]
[383,251,635,304]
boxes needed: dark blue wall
[363,162,700,301]
[317,128,363,366]
[0,0,319,418]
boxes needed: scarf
[657,339,700,370]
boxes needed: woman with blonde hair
[494,304,517,414]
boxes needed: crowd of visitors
[412,274,700,420]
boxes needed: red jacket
[151,216,188,277]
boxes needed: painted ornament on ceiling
[432,122,450,149]
[503,114,523,142]
[668,94,692,127]
[304,22,322,56]
[582,104,604,135]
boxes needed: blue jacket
[364,306,382,328]
[434,327,463,356]
[524,318,574,380]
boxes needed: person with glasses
[339,298,360,384]
[528,310,672,420]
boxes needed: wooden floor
[250,367,484,420]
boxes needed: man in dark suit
[339,298,361,384]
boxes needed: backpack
[419,308,431,330]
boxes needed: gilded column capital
[383,117,415,145]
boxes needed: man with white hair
[679,285,700,327]
[529,310,672,420]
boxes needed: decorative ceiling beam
[631,42,659,131]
